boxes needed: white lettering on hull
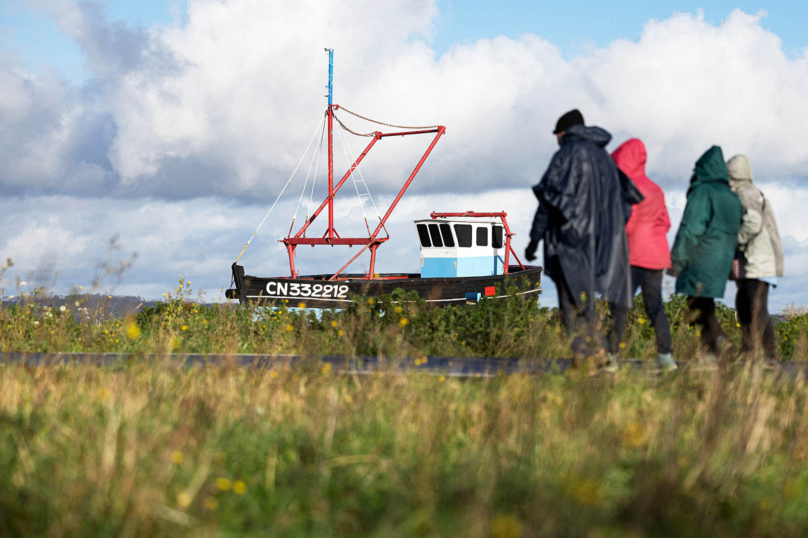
[265,281,349,299]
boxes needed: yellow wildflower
[216,477,230,491]
[171,450,184,464]
[414,358,422,366]
[569,478,602,506]
[399,317,409,328]
[331,320,338,327]
[233,480,247,495]
[285,324,294,332]
[490,514,523,538]
[321,363,332,375]
[394,306,403,314]
[343,393,352,403]
[125,322,140,341]
[181,325,188,331]
[337,330,344,336]
[297,302,306,309]
[177,492,192,508]
[623,422,645,448]
[270,370,279,379]
[637,318,646,325]
[438,375,446,382]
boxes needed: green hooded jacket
[671,146,742,298]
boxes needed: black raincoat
[530,124,643,309]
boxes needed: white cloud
[2,1,808,309]
[3,2,807,199]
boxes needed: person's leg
[750,280,777,359]
[704,298,727,355]
[556,277,575,336]
[552,259,585,357]
[641,269,676,369]
[759,288,778,359]
[640,269,673,354]
[735,279,754,353]
[688,297,723,356]
[607,266,641,355]
[607,303,628,355]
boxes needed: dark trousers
[735,279,777,358]
[608,266,673,355]
[687,297,728,356]
[552,258,598,357]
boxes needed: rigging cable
[336,121,388,238]
[335,122,372,235]
[304,118,327,235]
[338,105,441,130]
[233,111,326,264]
[291,114,326,232]
[332,112,375,137]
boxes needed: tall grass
[3,362,808,537]
[4,275,808,535]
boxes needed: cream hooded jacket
[726,155,784,279]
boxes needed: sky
[0,0,807,310]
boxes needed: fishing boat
[226,49,541,308]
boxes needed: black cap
[553,109,584,134]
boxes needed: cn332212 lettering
[265,281,350,299]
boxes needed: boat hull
[226,264,542,309]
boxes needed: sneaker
[657,353,678,371]
[602,353,620,373]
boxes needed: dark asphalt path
[1,353,803,377]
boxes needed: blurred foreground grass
[4,363,808,537]
[4,276,808,536]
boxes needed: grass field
[3,277,808,537]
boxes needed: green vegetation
[3,272,808,536]
[2,276,807,361]
[4,359,808,537]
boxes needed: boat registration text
[265,281,350,298]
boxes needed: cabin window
[454,224,472,247]
[428,223,444,247]
[416,224,431,247]
[492,225,504,249]
[439,223,455,247]
[476,227,488,247]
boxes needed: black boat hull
[226,264,542,309]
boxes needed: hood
[691,146,729,188]
[726,154,753,189]
[611,138,647,181]
[563,124,612,148]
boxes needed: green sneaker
[656,353,678,372]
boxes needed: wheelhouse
[414,218,506,278]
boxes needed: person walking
[608,139,677,370]
[525,109,641,363]
[670,146,742,359]
[726,154,784,359]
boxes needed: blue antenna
[325,48,333,106]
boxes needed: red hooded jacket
[611,139,671,270]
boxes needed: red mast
[282,49,445,280]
